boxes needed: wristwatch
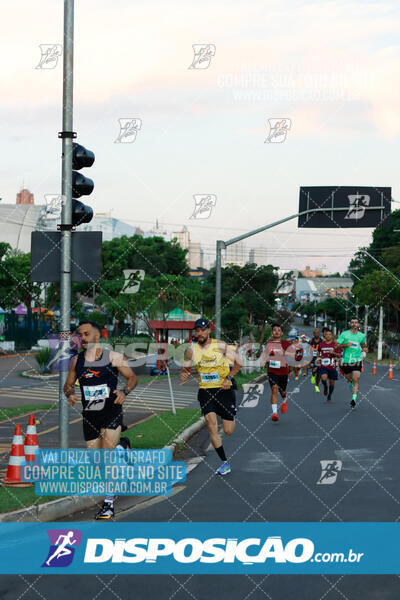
[122,388,130,396]
[226,375,233,381]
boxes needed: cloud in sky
[1,0,399,271]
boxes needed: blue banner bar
[0,523,398,574]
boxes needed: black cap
[194,318,210,330]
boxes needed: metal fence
[4,312,51,349]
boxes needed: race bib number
[321,358,331,366]
[200,371,221,384]
[269,360,281,369]
[83,384,109,411]
[313,350,318,357]
[350,341,359,349]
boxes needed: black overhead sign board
[298,186,391,228]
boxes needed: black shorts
[341,362,362,375]
[318,367,338,380]
[267,372,288,392]
[198,388,236,421]
[82,409,123,441]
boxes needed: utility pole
[58,0,75,448]
[214,206,384,337]
[378,306,383,360]
[364,305,368,338]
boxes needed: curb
[0,415,207,523]
[21,369,59,380]
[0,375,263,522]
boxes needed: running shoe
[216,461,231,476]
[314,385,320,393]
[350,399,356,408]
[95,502,114,520]
[271,413,279,421]
[280,401,288,414]
[117,436,131,450]
[295,375,299,381]
[311,375,316,384]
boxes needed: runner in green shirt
[337,318,368,408]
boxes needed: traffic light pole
[59,0,75,448]
[214,206,385,338]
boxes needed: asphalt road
[1,363,399,599]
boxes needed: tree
[349,209,400,282]
[353,270,400,315]
[94,235,191,335]
[0,245,41,310]
[203,263,279,342]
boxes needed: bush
[35,347,51,373]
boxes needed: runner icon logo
[42,529,82,567]
[114,118,142,144]
[317,460,343,485]
[190,195,217,219]
[240,384,264,408]
[265,118,291,143]
[188,44,216,69]
[345,195,370,220]
[36,44,63,69]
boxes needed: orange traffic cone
[24,415,39,462]
[2,424,32,487]
[388,361,394,379]
[372,360,377,375]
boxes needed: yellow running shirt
[192,339,231,389]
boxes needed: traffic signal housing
[71,142,95,226]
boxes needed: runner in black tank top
[64,321,137,520]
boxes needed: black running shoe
[350,399,356,408]
[118,436,131,449]
[95,501,114,520]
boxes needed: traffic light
[72,199,93,226]
[71,142,95,226]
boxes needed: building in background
[171,226,203,269]
[224,241,246,267]
[0,190,143,252]
[16,188,34,205]
[295,277,352,302]
[69,212,142,241]
[248,246,269,266]
[144,220,171,242]
[300,265,329,278]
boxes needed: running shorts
[198,388,236,421]
[82,408,123,441]
[318,367,338,380]
[267,373,288,392]
[341,362,362,374]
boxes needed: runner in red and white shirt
[260,323,291,422]
[317,328,341,402]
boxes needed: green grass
[136,373,180,385]
[364,352,399,367]
[0,486,54,514]
[0,408,202,514]
[124,408,202,449]
[0,405,56,421]
[234,370,265,389]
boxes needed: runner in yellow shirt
[180,318,241,475]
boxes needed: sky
[1,0,400,273]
